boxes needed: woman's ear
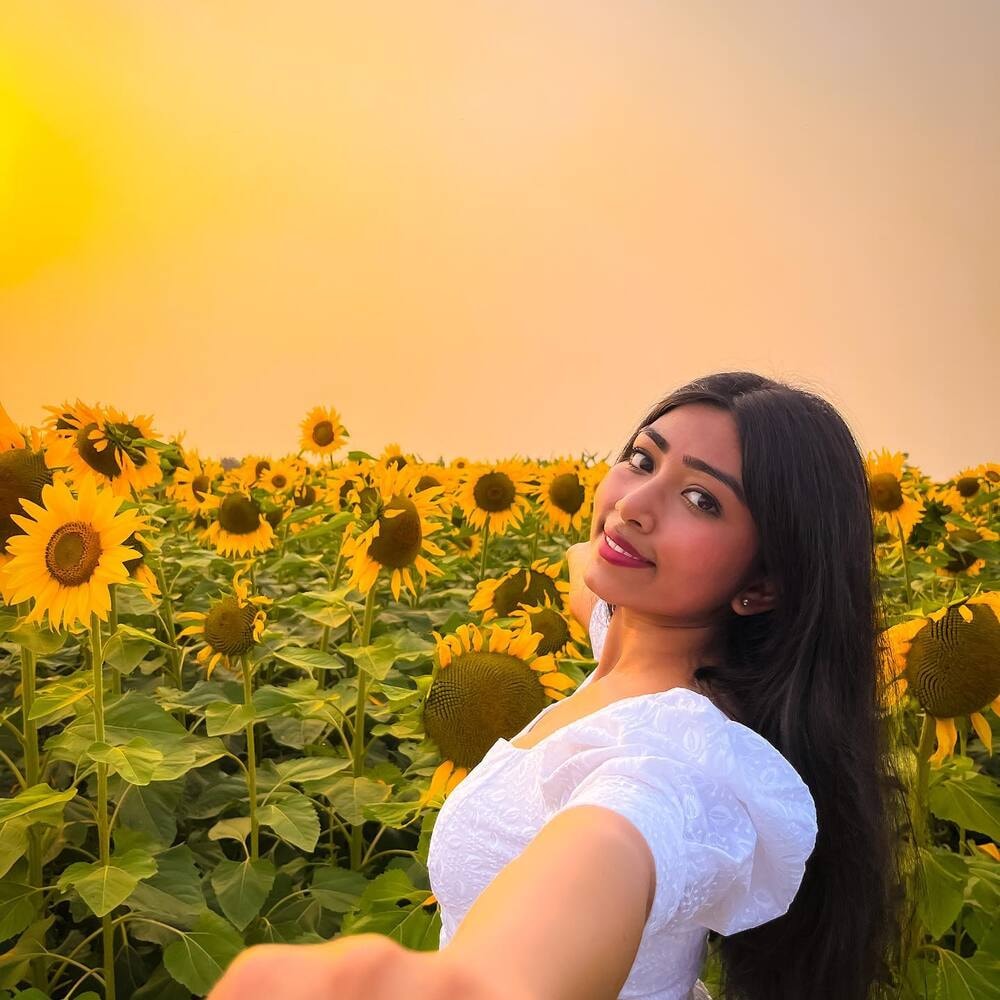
[731,577,778,616]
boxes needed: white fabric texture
[427,599,818,1000]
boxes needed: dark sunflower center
[76,423,123,478]
[191,474,210,502]
[45,521,102,586]
[294,483,316,507]
[869,473,903,514]
[422,650,549,767]
[0,448,52,549]
[473,471,516,513]
[549,473,585,516]
[312,421,335,447]
[387,454,407,470]
[369,496,422,568]
[492,569,562,617]
[255,460,270,479]
[203,598,259,656]
[122,531,144,573]
[527,607,571,655]
[956,476,979,498]
[271,474,288,489]
[265,508,283,528]
[941,528,981,573]
[218,494,262,535]
[904,605,1000,717]
[416,475,441,493]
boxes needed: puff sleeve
[534,690,818,939]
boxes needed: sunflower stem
[18,636,47,991]
[152,559,183,690]
[239,654,260,861]
[478,521,491,583]
[529,517,540,563]
[89,612,116,1000]
[349,584,378,871]
[109,586,121,699]
[896,517,912,609]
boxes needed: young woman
[210,372,910,1000]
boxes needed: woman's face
[584,402,762,621]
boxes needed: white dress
[427,599,818,1000]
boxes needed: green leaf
[0,785,76,826]
[272,647,344,672]
[0,916,54,989]
[56,848,158,917]
[308,865,368,914]
[211,858,275,931]
[0,880,39,943]
[208,817,251,844]
[916,847,968,939]
[934,948,1000,998]
[162,909,244,996]
[124,845,206,928]
[258,792,320,852]
[115,778,184,848]
[272,757,352,787]
[86,738,164,786]
[6,623,66,655]
[204,701,256,736]
[106,623,174,651]
[0,820,30,879]
[28,672,93,722]
[104,693,188,741]
[340,631,433,681]
[929,771,1000,841]
[324,775,393,826]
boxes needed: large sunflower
[419,622,576,805]
[0,477,144,630]
[1,438,53,567]
[881,592,1000,765]
[865,448,925,541]
[175,570,270,679]
[508,595,590,658]
[200,490,276,557]
[469,558,569,621]
[340,462,447,600]
[455,461,534,535]
[42,400,163,497]
[300,406,349,457]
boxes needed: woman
[210,372,911,1000]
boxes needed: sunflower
[175,570,270,679]
[340,462,447,600]
[200,490,276,558]
[300,405,349,457]
[508,595,590,658]
[1,439,53,567]
[0,402,27,450]
[469,558,569,621]
[121,529,161,602]
[881,592,1000,766]
[865,449,925,541]
[0,477,144,630]
[42,400,163,497]
[455,461,535,535]
[167,450,224,514]
[532,458,593,533]
[257,458,301,496]
[933,523,997,578]
[419,622,576,804]
[378,442,409,471]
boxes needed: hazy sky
[2,2,997,479]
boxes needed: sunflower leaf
[271,647,344,673]
[5,623,67,655]
[928,771,1000,841]
[257,792,320,852]
[0,784,77,827]
[86,738,165,786]
[162,909,244,995]
[211,857,275,930]
[56,848,158,917]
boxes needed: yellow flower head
[300,405,349,457]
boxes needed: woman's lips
[598,532,654,568]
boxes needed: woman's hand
[207,933,535,1000]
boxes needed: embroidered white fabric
[427,599,818,1000]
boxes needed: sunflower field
[0,401,997,999]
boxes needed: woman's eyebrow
[636,426,746,506]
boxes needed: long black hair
[606,372,914,1000]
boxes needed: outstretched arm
[438,803,656,1000]
[566,540,599,629]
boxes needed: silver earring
[741,598,750,607]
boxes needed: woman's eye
[682,488,720,516]
[626,447,653,472]
[626,447,720,516]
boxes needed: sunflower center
[294,483,316,507]
[122,531,144,573]
[45,521,102,586]
[312,421,335,447]
[369,496,422,568]
[271,474,288,489]
[527,607,571,656]
[76,423,123,478]
[423,650,550,767]
[416,475,441,493]
[473,472,516,513]
[904,605,1000,717]
[255,460,270,479]
[942,527,981,573]
[492,569,562,617]
[218,494,262,535]
[387,454,407,470]
[868,473,903,514]
[549,473,585,516]
[956,476,979,498]
[204,598,259,655]
[191,474,210,502]
[0,449,52,548]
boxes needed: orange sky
[1,3,997,480]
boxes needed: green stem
[89,612,115,1000]
[349,584,378,870]
[478,520,491,583]
[896,516,912,609]
[529,517,540,563]
[109,586,121,699]
[152,560,182,688]
[240,654,259,861]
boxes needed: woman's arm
[438,804,655,1000]
[565,541,599,629]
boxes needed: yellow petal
[930,717,958,766]
[970,712,993,756]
